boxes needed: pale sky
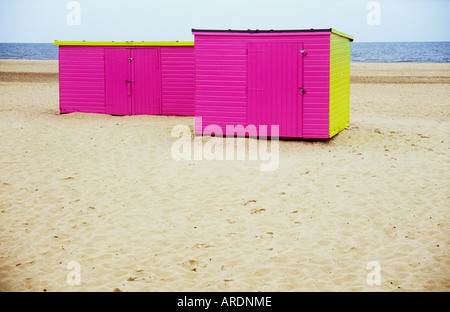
[0,0,449,43]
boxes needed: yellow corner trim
[54,41,194,46]
[330,29,354,42]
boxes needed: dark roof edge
[191,28,354,41]
[192,28,333,34]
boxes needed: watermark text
[171,118,279,172]
[367,1,381,26]
[66,1,81,26]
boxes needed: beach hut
[192,28,353,139]
[54,41,195,116]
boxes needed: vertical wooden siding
[105,48,132,115]
[329,34,351,138]
[247,41,302,137]
[133,48,160,115]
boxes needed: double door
[105,48,160,115]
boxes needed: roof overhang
[192,28,353,41]
[54,41,194,46]
[330,29,354,41]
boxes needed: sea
[0,42,449,63]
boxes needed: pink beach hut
[192,29,354,139]
[54,41,195,116]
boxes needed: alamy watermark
[367,1,381,26]
[66,261,81,285]
[67,1,81,26]
[171,117,280,172]
[366,261,381,285]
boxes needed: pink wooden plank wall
[160,47,195,116]
[59,46,106,114]
[59,46,195,116]
[193,32,330,138]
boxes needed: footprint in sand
[251,208,266,214]
[259,232,274,240]
[374,128,383,135]
[192,242,213,249]
[180,259,206,272]
[243,199,257,206]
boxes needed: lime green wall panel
[329,33,351,138]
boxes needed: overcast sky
[0,0,449,43]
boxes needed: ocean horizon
[0,41,449,63]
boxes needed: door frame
[104,47,161,116]
[246,41,304,137]
[131,47,161,116]
[105,47,133,115]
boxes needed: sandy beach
[0,59,449,292]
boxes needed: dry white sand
[0,60,449,292]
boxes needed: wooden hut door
[105,48,132,115]
[247,42,303,137]
[132,49,160,115]
[105,48,160,115]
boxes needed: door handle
[299,88,306,94]
[126,80,132,96]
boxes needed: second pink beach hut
[54,41,195,116]
[192,28,354,139]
